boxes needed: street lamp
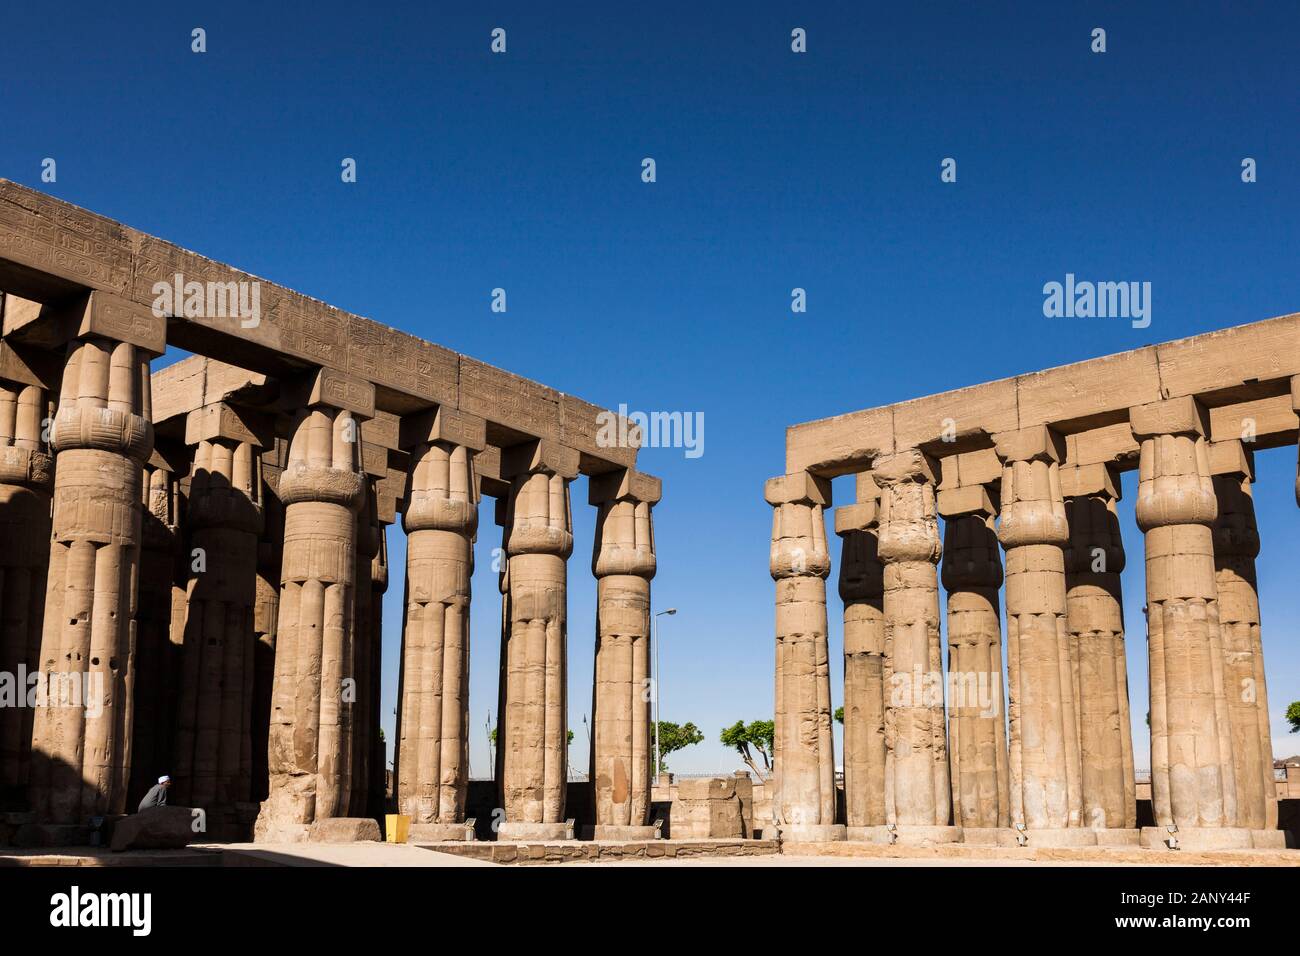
[653,608,677,778]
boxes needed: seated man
[137,774,172,812]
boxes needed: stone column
[173,404,267,817]
[590,469,660,840]
[496,440,578,840]
[1209,440,1276,833]
[251,457,284,804]
[1062,463,1137,836]
[395,408,484,840]
[29,303,162,825]
[938,485,1009,832]
[766,471,842,840]
[367,519,389,819]
[1131,397,1248,848]
[835,491,886,832]
[257,370,372,841]
[0,373,52,804]
[995,426,1088,842]
[348,489,379,817]
[873,451,953,839]
[128,452,184,809]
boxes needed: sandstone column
[395,408,484,839]
[938,484,1009,831]
[1131,397,1244,846]
[28,292,163,825]
[251,457,284,804]
[348,489,379,817]
[1209,440,1276,833]
[128,452,184,809]
[835,489,886,832]
[873,451,952,838]
[590,469,660,839]
[995,426,1088,841]
[257,370,372,841]
[0,368,52,804]
[1061,464,1136,834]
[496,441,578,840]
[766,471,842,840]
[173,405,267,818]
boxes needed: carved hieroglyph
[258,378,369,836]
[767,472,837,832]
[1131,398,1238,830]
[29,335,156,821]
[1211,448,1276,831]
[874,451,950,828]
[396,416,482,825]
[498,443,575,827]
[995,426,1082,830]
[0,378,52,800]
[939,486,1009,830]
[1062,464,1136,830]
[835,496,887,829]
[590,471,658,831]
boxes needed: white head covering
[158,775,171,784]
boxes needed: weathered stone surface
[306,816,381,843]
[110,806,197,851]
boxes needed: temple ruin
[0,180,660,844]
[771,313,1298,850]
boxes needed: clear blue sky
[3,2,1297,776]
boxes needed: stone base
[496,821,574,842]
[777,824,845,842]
[1022,827,1098,847]
[409,822,476,842]
[110,806,197,852]
[960,827,1021,847]
[1140,826,1253,851]
[12,823,93,848]
[253,819,309,844]
[894,825,963,846]
[1092,828,1141,846]
[1249,829,1287,850]
[307,818,382,843]
[588,825,661,841]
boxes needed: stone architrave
[590,469,660,839]
[766,471,842,840]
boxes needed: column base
[847,825,962,845]
[1021,827,1098,847]
[1139,826,1254,851]
[11,823,93,848]
[496,821,574,842]
[960,827,1021,847]
[1092,828,1141,847]
[409,822,476,842]
[587,824,662,841]
[1249,829,1287,850]
[777,823,846,842]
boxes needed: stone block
[110,807,198,851]
[307,817,382,843]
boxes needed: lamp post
[653,608,677,777]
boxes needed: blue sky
[3,2,1298,775]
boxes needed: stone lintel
[834,500,879,535]
[474,445,510,500]
[1059,462,1120,500]
[936,484,998,518]
[184,402,274,448]
[282,367,376,419]
[360,410,400,451]
[588,468,662,506]
[500,438,580,480]
[854,471,881,502]
[3,290,166,356]
[0,340,60,390]
[1207,439,1254,479]
[871,449,938,486]
[764,471,832,507]
[1129,396,1208,440]
[1292,374,1300,412]
[992,425,1065,464]
[361,441,388,478]
[398,405,488,452]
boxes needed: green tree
[654,721,705,773]
[1286,701,1300,734]
[489,727,575,744]
[721,719,774,781]
[834,706,844,724]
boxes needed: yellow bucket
[385,814,411,844]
